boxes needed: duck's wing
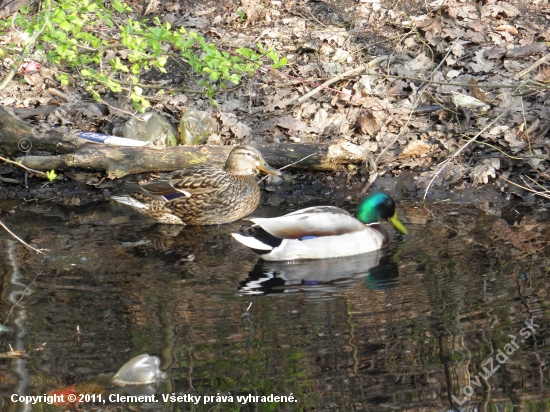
[250,206,367,239]
[232,226,388,260]
[140,165,225,200]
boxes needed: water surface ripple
[0,200,548,411]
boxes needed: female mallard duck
[112,145,280,225]
[231,192,408,260]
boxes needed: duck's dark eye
[246,152,251,156]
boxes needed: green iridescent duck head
[355,192,408,235]
[225,145,281,176]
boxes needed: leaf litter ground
[0,0,549,207]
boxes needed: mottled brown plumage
[112,145,280,225]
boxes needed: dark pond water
[0,197,548,411]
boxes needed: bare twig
[523,174,550,192]
[0,220,47,254]
[503,177,550,200]
[3,267,45,326]
[459,135,534,161]
[0,156,48,178]
[295,56,390,106]
[374,73,538,90]
[93,96,140,118]
[277,152,319,172]
[516,52,550,80]
[259,152,319,182]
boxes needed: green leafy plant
[1,0,287,110]
[236,10,246,21]
[46,170,58,181]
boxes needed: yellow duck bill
[257,161,281,176]
[388,213,408,235]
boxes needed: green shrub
[0,0,287,110]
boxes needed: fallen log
[0,105,85,154]
[1,104,372,177]
[16,141,371,178]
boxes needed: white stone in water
[112,354,165,385]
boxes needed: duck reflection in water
[238,249,399,296]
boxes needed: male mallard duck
[231,192,408,260]
[112,145,281,225]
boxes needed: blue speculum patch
[163,192,186,201]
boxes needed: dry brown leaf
[219,113,238,128]
[182,16,209,28]
[406,54,434,71]
[534,67,550,82]
[468,21,485,32]
[277,115,317,134]
[447,4,477,20]
[509,113,524,124]
[356,111,381,136]
[450,41,466,59]
[464,29,486,44]
[194,7,216,16]
[470,158,500,186]
[231,122,251,139]
[399,140,433,159]
[0,0,31,19]
[498,30,516,43]
[387,80,408,97]
[311,29,348,46]
[468,78,490,103]
[503,59,524,72]
[414,162,454,189]
[169,94,188,107]
[482,4,520,19]
[166,2,180,12]
[484,47,506,59]
[422,20,444,46]
[338,88,352,103]
[486,125,509,140]
[144,0,160,15]
[241,0,261,25]
[0,97,16,105]
[504,129,526,153]
[313,109,329,130]
[470,49,497,73]
[350,92,366,106]
[399,159,424,169]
